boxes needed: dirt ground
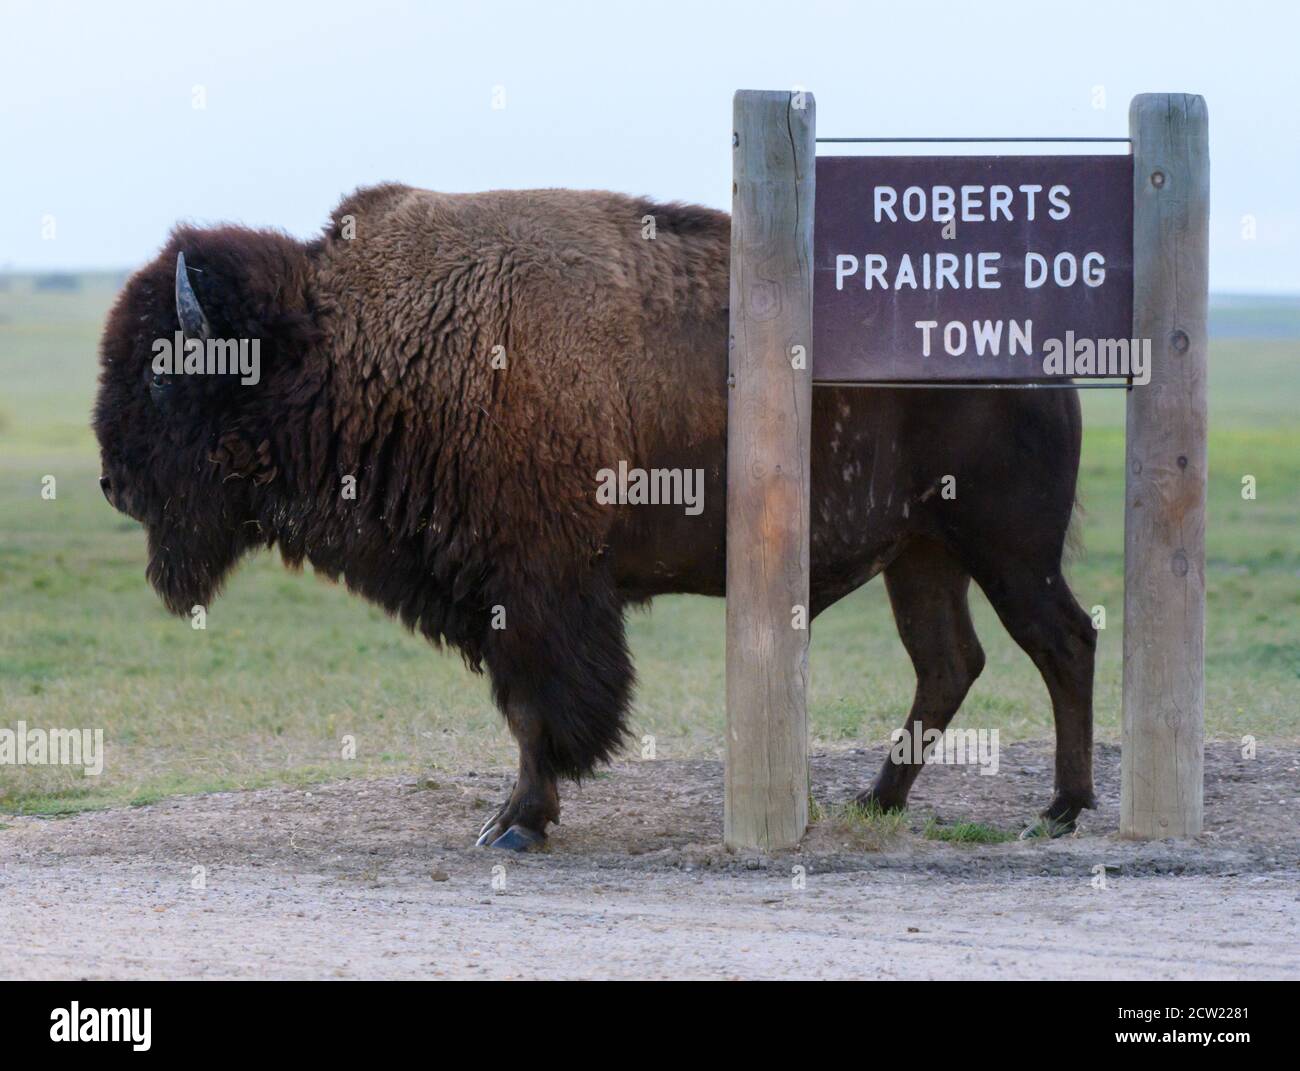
[2,741,1297,980]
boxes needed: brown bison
[94,183,1095,850]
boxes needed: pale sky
[2,0,1295,291]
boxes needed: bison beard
[94,182,1097,851]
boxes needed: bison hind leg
[478,579,634,849]
[962,550,1097,838]
[857,538,985,813]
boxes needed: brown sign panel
[813,154,1133,381]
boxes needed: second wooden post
[1121,93,1210,838]
[725,89,815,851]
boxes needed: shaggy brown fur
[94,184,1096,849]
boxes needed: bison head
[93,227,317,615]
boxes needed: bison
[93,183,1095,850]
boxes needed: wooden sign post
[1121,94,1210,838]
[725,90,1208,850]
[725,89,815,851]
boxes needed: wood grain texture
[725,90,815,850]
[1121,94,1210,838]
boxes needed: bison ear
[210,431,278,486]
[175,252,211,340]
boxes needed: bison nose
[99,474,112,501]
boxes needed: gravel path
[3,742,1297,979]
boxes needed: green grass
[1,275,1297,814]
[923,818,1018,844]
[814,798,910,850]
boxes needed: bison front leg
[476,703,561,851]
[477,580,633,851]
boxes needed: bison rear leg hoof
[1018,815,1077,840]
[1019,794,1091,839]
[852,786,907,815]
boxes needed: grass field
[1,274,1296,815]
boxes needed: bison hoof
[1020,791,1094,839]
[479,809,505,840]
[476,823,545,851]
[1018,815,1076,840]
[852,788,906,814]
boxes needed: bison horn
[175,252,211,340]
